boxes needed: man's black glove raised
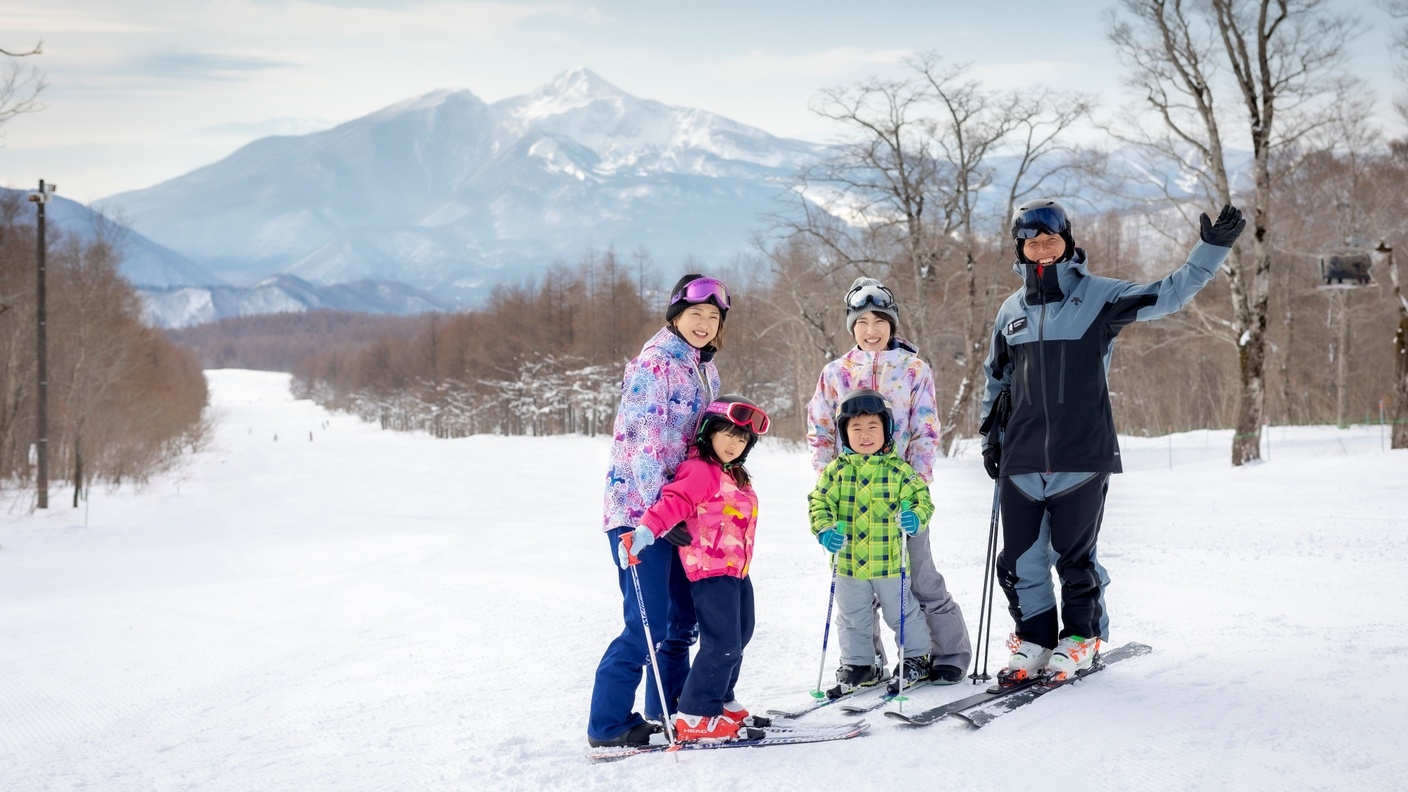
[1199,204,1246,248]
[982,443,1002,480]
[662,522,692,547]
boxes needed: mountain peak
[510,68,632,121]
[544,67,624,99]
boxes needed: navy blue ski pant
[996,473,1111,648]
[677,575,755,717]
[587,527,696,742]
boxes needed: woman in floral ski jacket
[587,274,729,750]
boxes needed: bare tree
[1107,0,1364,465]
[1380,0,1408,73]
[1374,241,1408,448]
[911,57,1096,452]
[781,58,1095,451]
[0,40,43,133]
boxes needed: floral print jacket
[602,327,720,530]
[806,338,941,483]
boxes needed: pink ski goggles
[704,400,770,435]
[671,277,731,311]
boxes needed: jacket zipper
[1038,301,1052,474]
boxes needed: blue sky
[0,0,1399,202]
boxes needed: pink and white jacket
[602,327,721,531]
[639,452,759,582]
[806,338,942,482]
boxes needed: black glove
[662,522,692,547]
[1199,204,1246,248]
[982,443,1002,480]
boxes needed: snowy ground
[2,370,1405,791]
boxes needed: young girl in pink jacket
[618,395,769,742]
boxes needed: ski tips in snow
[886,641,1152,728]
[585,720,871,762]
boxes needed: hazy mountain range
[2,187,450,328]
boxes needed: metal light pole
[28,179,56,509]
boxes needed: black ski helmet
[696,394,768,465]
[1011,198,1075,265]
[837,388,894,453]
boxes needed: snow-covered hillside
[1,370,1404,790]
[137,275,450,329]
[0,187,221,289]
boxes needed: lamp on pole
[27,179,56,509]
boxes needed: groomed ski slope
[1,369,1404,791]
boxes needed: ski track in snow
[1,370,1405,791]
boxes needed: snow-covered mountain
[0,188,451,327]
[98,69,827,305]
[138,275,450,329]
[1,187,222,288]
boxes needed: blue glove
[817,526,846,553]
[899,510,921,536]
[617,526,655,569]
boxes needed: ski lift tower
[1318,241,1375,428]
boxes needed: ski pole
[811,532,842,699]
[971,395,1009,685]
[970,481,1001,683]
[894,500,912,705]
[624,533,676,744]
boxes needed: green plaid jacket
[808,451,934,579]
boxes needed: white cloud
[970,60,1084,91]
[0,5,159,33]
[706,47,914,81]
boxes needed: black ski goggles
[1012,205,1069,239]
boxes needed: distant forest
[0,193,209,505]
[169,312,427,374]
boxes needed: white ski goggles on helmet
[845,283,896,312]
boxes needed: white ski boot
[1046,635,1101,682]
[996,633,1052,687]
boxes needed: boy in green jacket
[809,388,934,698]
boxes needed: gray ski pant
[837,574,930,665]
[869,531,972,670]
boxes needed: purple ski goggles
[671,277,730,311]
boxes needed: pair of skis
[885,641,1152,728]
[586,720,870,762]
[587,677,895,761]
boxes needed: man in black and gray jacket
[978,198,1245,684]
